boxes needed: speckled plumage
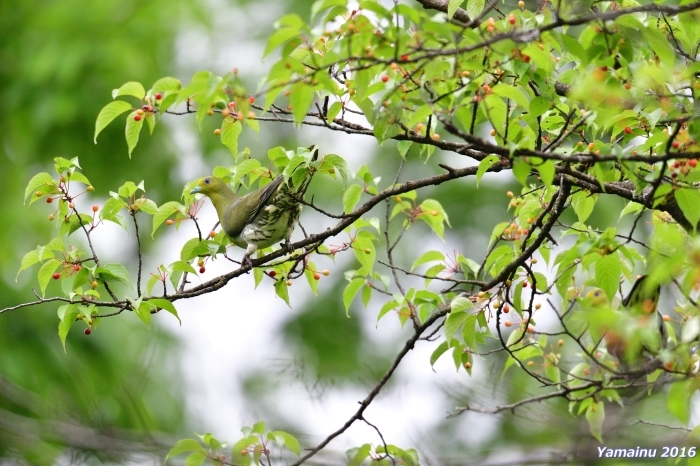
[190,175,304,264]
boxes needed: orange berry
[504,320,512,327]
[624,127,632,134]
[313,273,321,280]
[92,205,99,212]
[165,219,174,225]
[209,231,216,238]
[558,339,564,346]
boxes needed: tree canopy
[6,0,700,464]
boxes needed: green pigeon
[190,174,308,267]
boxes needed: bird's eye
[204,178,211,184]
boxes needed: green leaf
[668,379,694,424]
[430,341,449,368]
[57,303,80,351]
[535,159,555,187]
[529,96,550,118]
[125,111,144,158]
[595,253,620,301]
[347,444,372,466]
[572,191,596,223]
[585,401,605,443]
[675,188,700,231]
[94,101,133,143]
[153,201,187,236]
[450,296,473,313]
[476,155,499,188]
[95,263,131,287]
[17,249,42,279]
[411,250,444,271]
[465,0,484,20]
[112,81,146,100]
[268,431,301,456]
[397,140,412,158]
[418,199,450,239]
[461,314,478,351]
[447,0,463,19]
[184,450,206,466]
[342,184,363,213]
[38,259,61,296]
[275,278,291,307]
[444,310,468,339]
[151,77,182,93]
[148,298,181,325]
[343,278,365,315]
[166,439,203,460]
[24,172,55,203]
[134,300,151,326]
[289,81,314,124]
[221,119,243,156]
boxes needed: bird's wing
[240,175,285,226]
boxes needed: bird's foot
[283,240,293,254]
[242,254,253,271]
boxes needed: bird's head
[190,176,227,196]
[583,288,610,309]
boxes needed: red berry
[134,114,142,122]
[503,304,510,313]
[522,54,531,63]
[689,159,697,168]
[672,141,680,149]
[73,264,81,272]
[248,96,255,103]
[52,272,61,280]
[624,127,632,134]
[313,273,321,280]
[155,93,163,100]
[199,266,206,274]
[400,54,409,61]
[84,328,92,335]
[46,197,54,203]
[381,75,389,83]
[600,66,608,72]
[142,104,153,112]
[269,271,277,278]
[509,14,516,25]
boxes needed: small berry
[91,281,98,289]
[269,271,277,278]
[662,315,670,321]
[286,280,293,286]
[208,231,216,238]
[84,328,92,335]
[507,191,514,198]
[689,159,697,168]
[490,129,497,136]
[313,273,321,280]
[155,93,163,100]
[48,214,55,221]
[381,75,389,83]
[364,248,371,254]
[247,111,256,119]
[503,304,510,313]
[53,272,61,280]
[92,205,99,212]
[199,266,206,274]
[464,361,472,369]
[87,185,94,192]
[142,104,153,112]
[248,96,255,103]
[522,54,531,63]
[535,303,541,310]
[165,219,173,225]
[504,320,512,327]
[518,0,525,7]
[400,54,409,61]
[624,82,632,90]
[35,191,43,197]
[134,114,142,121]
[558,339,564,346]
[322,270,330,276]
[624,127,632,134]
[588,142,595,151]
[68,203,75,209]
[509,14,516,25]
[527,361,535,367]
[672,141,680,149]
[73,264,81,272]
[431,210,439,216]
[431,133,440,140]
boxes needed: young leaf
[94,101,133,143]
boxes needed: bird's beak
[190,186,201,194]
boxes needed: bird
[190,167,312,268]
[583,275,666,370]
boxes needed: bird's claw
[243,254,253,271]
